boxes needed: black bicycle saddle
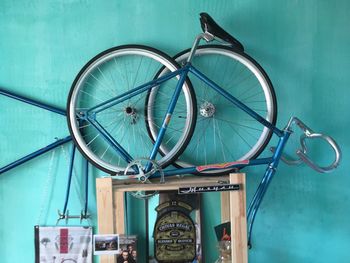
[199,12,244,52]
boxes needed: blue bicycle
[66,13,341,245]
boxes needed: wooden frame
[96,174,248,263]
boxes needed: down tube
[189,65,283,137]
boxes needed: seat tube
[148,69,189,162]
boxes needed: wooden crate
[96,174,248,263]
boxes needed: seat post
[186,32,214,63]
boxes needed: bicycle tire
[147,45,277,175]
[67,45,196,174]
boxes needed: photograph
[117,235,137,263]
[93,234,119,255]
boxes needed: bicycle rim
[173,45,277,174]
[67,45,196,174]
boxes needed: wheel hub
[124,106,137,124]
[199,101,215,117]
[125,106,136,115]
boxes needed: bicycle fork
[247,130,291,248]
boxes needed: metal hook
[56,210,90,225]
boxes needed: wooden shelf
[112,175,232,191]
[96,174,248,263]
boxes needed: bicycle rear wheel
[148,45,277,175]
[67,45,196,174]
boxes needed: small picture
[214,222,231,241]
[35,226,93,263]
[117,235,137,263]
[93,234,119,255]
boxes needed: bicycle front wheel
[172,45,277,174]
[67,45,196,174]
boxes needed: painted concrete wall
[0,1,349,262]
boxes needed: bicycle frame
[86,62,288,173]
[82,57,292,246]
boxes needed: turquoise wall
[0,0,349,262]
